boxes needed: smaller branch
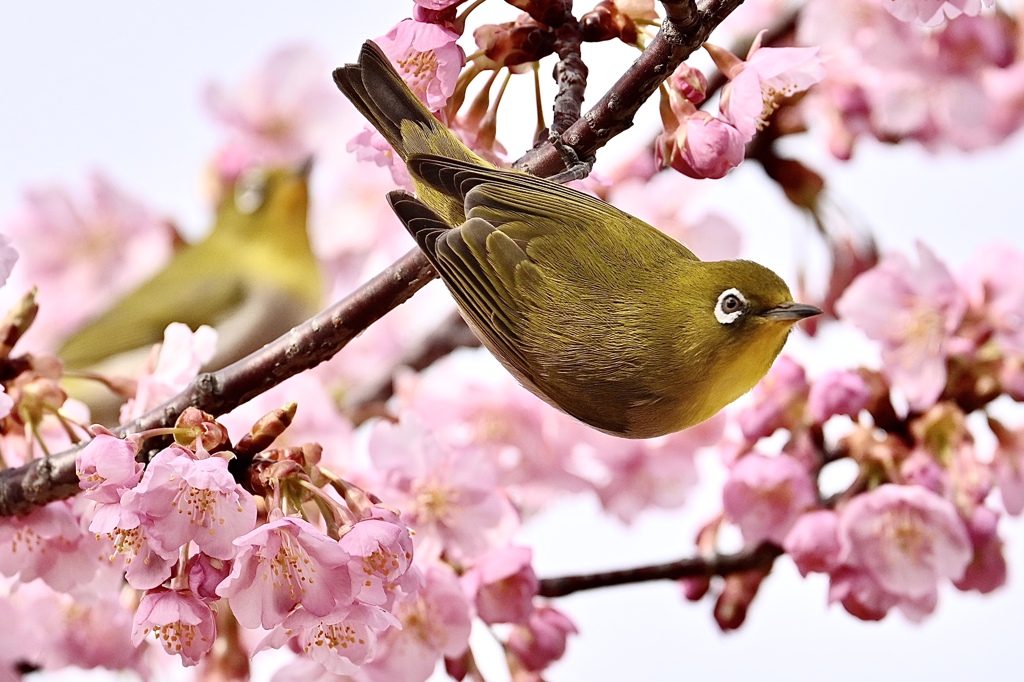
[516,0,746,177]
[549,16,588,140]
[538,541,783,597]
[345,309,481,417]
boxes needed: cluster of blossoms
[0,0,1022,679]
[797,0,1021,157]
[699,241,1024,624]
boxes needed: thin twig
[538,541,783,597]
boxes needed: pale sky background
[1,3,1022,682]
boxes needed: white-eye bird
[335,41,820,439]
[59,162,321,421]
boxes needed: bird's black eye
[234,169,269,215]
[715,288,747,325]
[721,294,742,313]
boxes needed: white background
[1,2,1022,681]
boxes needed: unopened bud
[474,17,555,68]
[0,289,39,361]
[667,62,708,106]
[235,403,297,458]
[174,406,231,453]
[713,567,768,631]
[680,575,711,601]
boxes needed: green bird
[335,41,820,439]
[59,163,321,421]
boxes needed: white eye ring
[234,169,268,215]
[715,288,747,325]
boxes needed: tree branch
[538,541,783,597]
[0,248,435,517]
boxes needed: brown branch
[0,0,750,517]
[538,541,783,597]
[549,7,587,140]
[0,249,436,517]
[516,0,741,175]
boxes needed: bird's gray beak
[761,302,823,321]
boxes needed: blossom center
[145,619,207,654]
[270,532,319,598]
[306,621,366,653]
[397,51,440,100]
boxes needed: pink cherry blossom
[367,417,516,563]
[259,603,397,676]
[723,453,818,545]
[204,45,343,171]
[2,173,172,349]
[413,0,468,9]
[461,545,538,625]
[375,19,464,113]
[828,565,938,622]
[783,510,841,576]
[656,109,747,179]
[391,348,588,510]
[339,506,421,611]
[837,484,972,599]
[960,243,1024,356]
[347,126,416,190]
[38,590,144,674]
[88,499,177,591]
[0,500,106,592]
[736,355,809,441]
[216,516,354,629]
[2,580,146,676]
[120,323,217,422]
[807,369,871,424]
[899,448,950,496]
[360,564,472,682]
[798,0,1020,154]
[132,588,216,666]
[989,420,1024,516]
[556,413,722,522]
[506,605,578,673]
[952,505,1007,594]
[708,33,826,138]
[883,0,993,26]
[837,242,967,411]
[185,553,232,602]
[76,433,143,504]
[119,445,256,560]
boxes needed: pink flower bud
[507,605,578,673]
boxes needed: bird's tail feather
[333,41,476,164]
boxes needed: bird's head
[682,259,820,409]
[214,159,312,244]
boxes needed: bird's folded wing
[387,190,535,374]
